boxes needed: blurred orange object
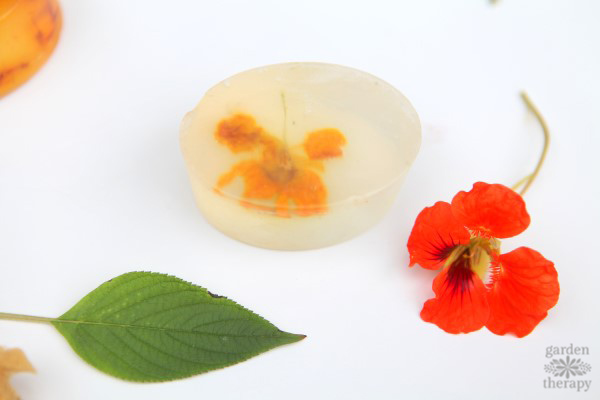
[0,0,62,97]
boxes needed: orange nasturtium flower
[214,113,346,217]
[407,183,559,337]
[0,0,62,97]
[407,93,559,337]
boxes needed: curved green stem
[0,312,53,324]
[514,91,550,196]
[511,173,533,191]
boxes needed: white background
[1,0,599,399]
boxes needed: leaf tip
[281,331,307,343]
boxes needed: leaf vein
[122,327,216,368]
[54,318,283,338]
[130,301,225,325]
[104,327,179,374]
[165,331,251,357]
[77,325,160,379]
[84,275,163,316]
[101,288,199,320]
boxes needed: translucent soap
[180,62,421,250]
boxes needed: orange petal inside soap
[303,128,347,160]
[0,0,62,97]
[215,113,263,153]
[214,113,346,217]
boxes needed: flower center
[261,146,297,184]
[469,242,492,281]
[446,238,499,284]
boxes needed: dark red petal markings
[451,182,530,239]
[420,263,490,334]
[486,247,559,337]
[407,201,471,270]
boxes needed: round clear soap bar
[180,62,421,250]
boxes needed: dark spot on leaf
[207,290,224,299]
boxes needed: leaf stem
[0,312,54,324]
[512,91,550,196]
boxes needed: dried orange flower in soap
[215,113,346,217]
[0,346,35,400]
[0,0,62,97]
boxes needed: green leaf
[51,271,304,382]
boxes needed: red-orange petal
[407,201,471,269]
[420,265,490,334]
[486,247,559,337]
[451,182,530,239]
